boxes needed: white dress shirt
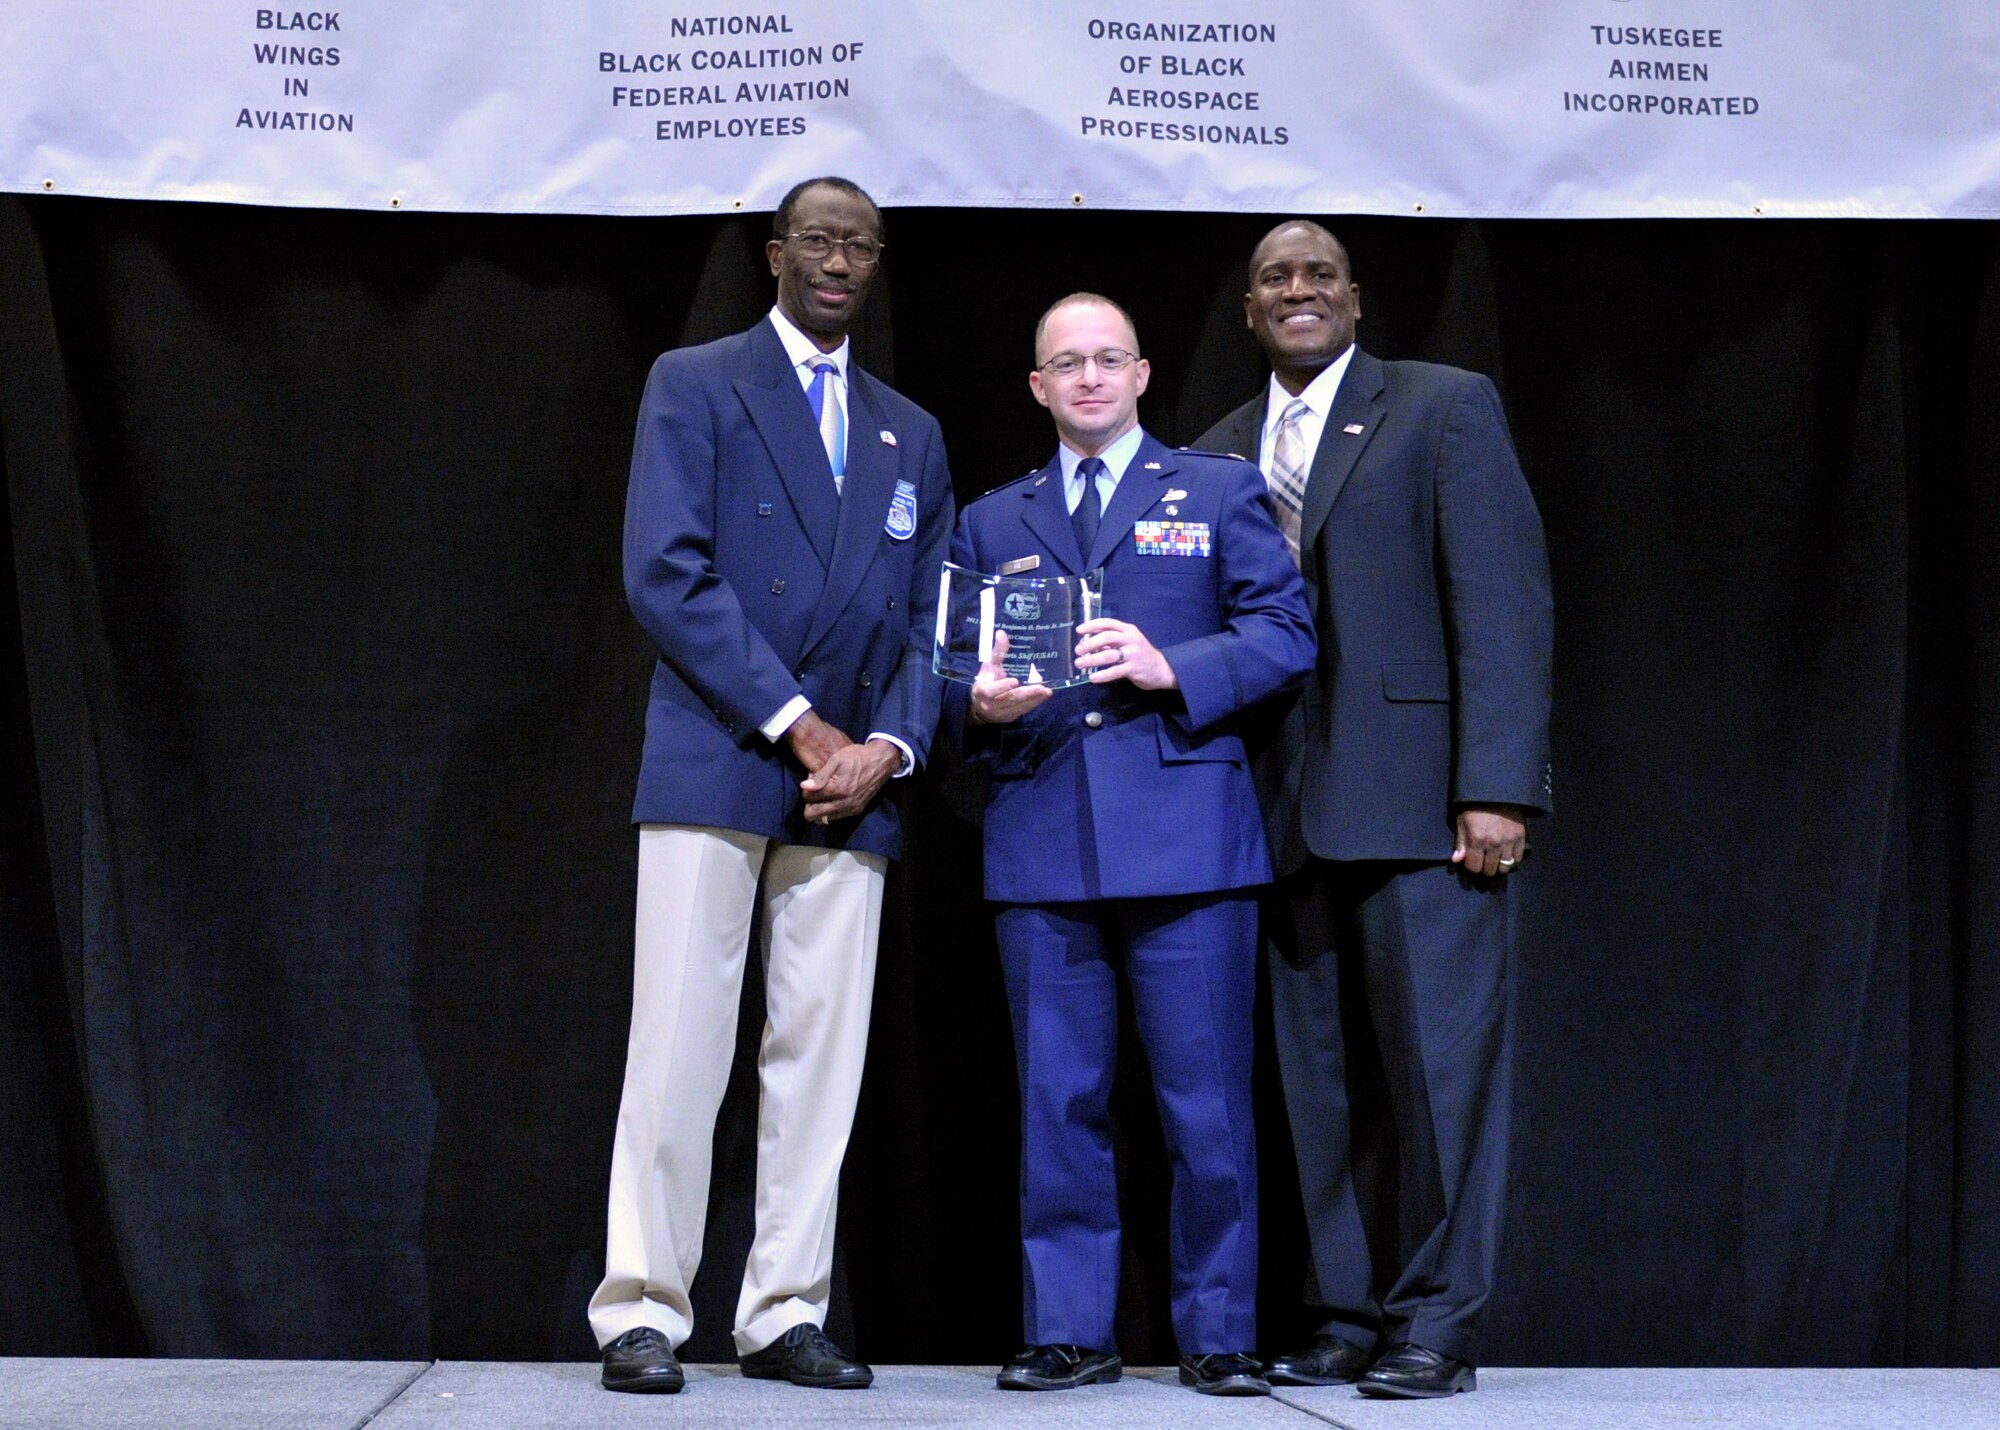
[1258,343,1357,479]
[1059,422,1146,517]
[768,304,849,481]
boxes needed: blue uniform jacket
[623,319,954,859]
[946,431,1314,903]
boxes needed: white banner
[3,2,1997,218]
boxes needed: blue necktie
[1072,456,1105,560]
[806,356,845,492]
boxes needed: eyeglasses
[1038,348,1140,378]
[782,231,884,267]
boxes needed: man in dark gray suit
[1198,220,1552,1399]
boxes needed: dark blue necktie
[1072,456,1105,559]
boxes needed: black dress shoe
[997,1343,1122,1390]
[1265,1332,1376,1386]
[1178,1351,1271,1396]
[1357,1342,1476,1398]
[600,1327,684,1393]
[739,1323,874,1389]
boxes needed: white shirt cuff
[867,733,916,778]
[761,694,811,741]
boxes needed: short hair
[1033,292,1140,361]
[1247,220,1352,287]
[771,176,884,242]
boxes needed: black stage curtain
[3,194,1997,1367]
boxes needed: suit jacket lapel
[1015,456,1082,572]
[734,322,839,570]
[1088,434,1172,571]
[1298,347,1386,552]
[800,370,898,659]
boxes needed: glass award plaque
[932,561,1105,690]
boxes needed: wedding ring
[1498,857,1516,868]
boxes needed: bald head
[1247,220,1350,288]
[1033,291,1139,365]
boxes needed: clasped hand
[787,710,899,825]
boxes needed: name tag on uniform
[1133,520,1212,557]
[885,479,918,540]
[1000,554,1041,574]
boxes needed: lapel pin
[1343,423,1366,435]
[879,429,897,446]
[1164,488,1187,502]
[1165,505,1179,516]
[1034,474,1048,486]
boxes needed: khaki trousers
[588,824,886,1354]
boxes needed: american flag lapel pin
[880,429,897,446]
[1343,423,1366,435]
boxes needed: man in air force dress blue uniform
[951,294,1314,1398]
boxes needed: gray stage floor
[3,1359,1997,1429]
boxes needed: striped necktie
[1268,398,1310,566]
[807,356,845,494]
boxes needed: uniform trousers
[996,892,1260,1356]
[588,824,886,1355]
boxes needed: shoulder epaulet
[1176,445,1258,466]
[971,468,1049,502]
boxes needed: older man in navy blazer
[590,177,954,1395]
[1197,221,1552,1399]
[952,294,1313,1398]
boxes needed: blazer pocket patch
[1381,660,1450,702]
[885,479,918,540]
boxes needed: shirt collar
[767,306,850,381]
[1058,423,1146,487]
[1262,343,1356,440]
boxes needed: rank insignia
[1132,520,1212,557]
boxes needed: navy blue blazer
[623,318,954,859]
[1198,349,1553,868]
[947,432,1314,903]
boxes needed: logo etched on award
[932,561,1105,690]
